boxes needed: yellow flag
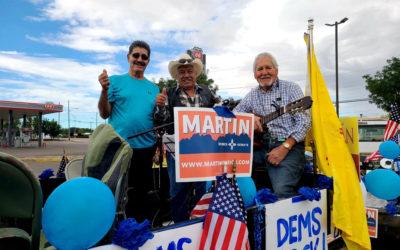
[305,34,371,250]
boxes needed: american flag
[190,192,213,219]
[199,174,250,250]
[365,102,400,162]
[232,176,247,222]
[56,153,69,177]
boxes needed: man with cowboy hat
[154,54,221,223]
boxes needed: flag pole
[306,18,318,187]
[307,18,314,91]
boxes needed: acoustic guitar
[253,96,313,148]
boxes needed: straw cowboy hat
[168,54,203,80]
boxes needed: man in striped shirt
[234,52,311,198]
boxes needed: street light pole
[68,100,70,141]
[326,17,348,117]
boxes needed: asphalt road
[0,138,89,176]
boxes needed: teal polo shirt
[108,73,159,148]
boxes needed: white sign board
[92,190,329,250]
[265,189,328,249]
[140,221,203,249]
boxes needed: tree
[42,119,62,139]
[26,116,39,135]
[157,78,178,90]
[363,57,400,112]
[156,73,219,93]
[196,73,218,93]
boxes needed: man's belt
[267,137,286,144]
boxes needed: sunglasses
[132,53,149,60]
[178,58,194,64]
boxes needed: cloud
[0,51,120,113]
[5,0,399,123]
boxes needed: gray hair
[253,52,278,73]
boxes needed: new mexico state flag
[305,34,371,250]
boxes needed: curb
[20,155,84,162]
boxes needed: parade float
[4,19,400,250]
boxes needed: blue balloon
[236,177,257,207]
[42,177,116,250]
[206,181,212,191]
[364,169,400,200]
[379,141,400,160]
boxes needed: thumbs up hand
[98,69,110,92]
[155,88,167,107]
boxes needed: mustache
[182,77,193,81]
[134,61,146,66]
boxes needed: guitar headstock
[285,96,313,114]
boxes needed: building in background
[358,117,387,164]
[187,47,207,75]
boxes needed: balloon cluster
[365,141,400,200]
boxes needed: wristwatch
[282,142,291,150]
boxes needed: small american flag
[365,102,400,162]
[199,174,250,250]
[56,152,69,177]
[384,102,400,140]
[190,192,213,219]
[232,176,247,222]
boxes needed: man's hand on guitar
[266,147,288,166]
[254,116,263,133]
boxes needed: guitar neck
[261,106,284,125]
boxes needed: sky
[1,0,399,129]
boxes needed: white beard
[259,80,274,88]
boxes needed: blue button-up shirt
[233,78,311,142]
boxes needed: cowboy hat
[168,54,203,80]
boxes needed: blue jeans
[166,152,205,223]
[253,142,305,198]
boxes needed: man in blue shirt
[234,52,311,198]
[98,40,159,222]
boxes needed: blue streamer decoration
[304,163,313,174]
[385,203,398,215]
[39,168,54,180]
[253,201,265,250]
[298,187,321,201]
[317,175,333,190]
[213,106,236,118]
[251,188,278,205]
[112,218,154,250]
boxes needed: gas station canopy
[0,100,63,148]
[0,100,63,121]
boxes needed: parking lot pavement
[0,138,89,176]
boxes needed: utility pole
[68,100,70,141]
[58,102,60,125]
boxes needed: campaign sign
[265,189,328,250]
[366,208,378,238]
[174,107,254,182]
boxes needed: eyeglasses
[178,58,194,64]
[132,53,149,60]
